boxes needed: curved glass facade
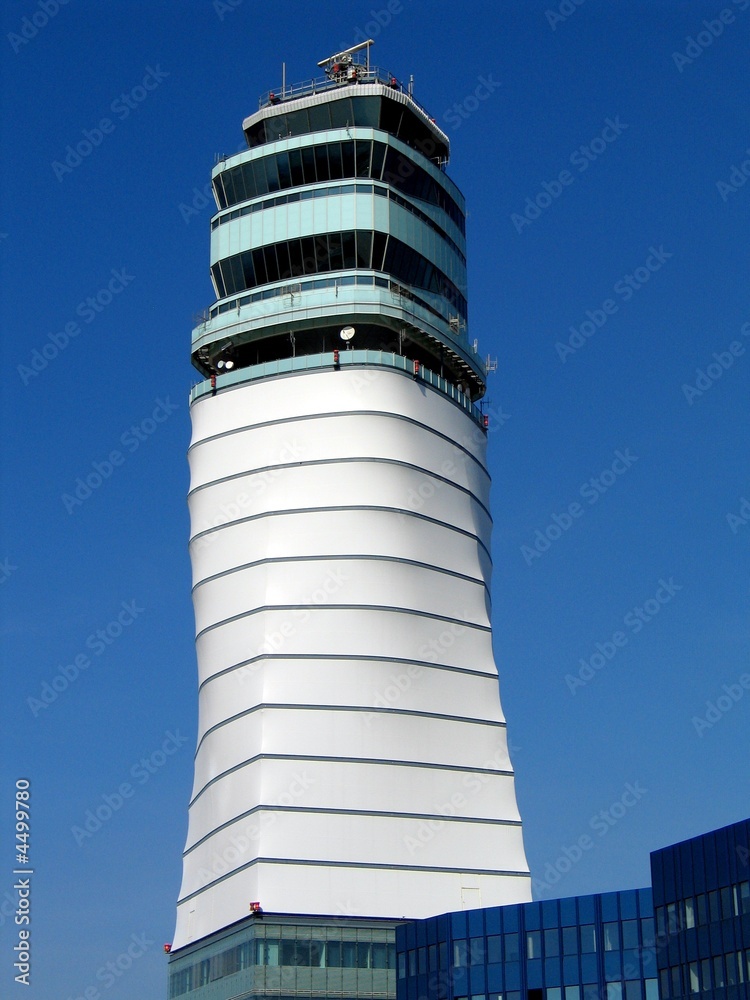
[244,91,449,164]
[210,183,466,263]
[213,137,466,233]
[210,229,467,319]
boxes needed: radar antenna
[318,39,375,84]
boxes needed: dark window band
[214,137,465,233]
[211,229,467,320]
[243,93,450,168]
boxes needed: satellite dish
[339,326,356,342]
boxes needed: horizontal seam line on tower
[189,504,493,565]
[195,604,491,642]
[197,654,498,694]
[188,408,488,479]
[182,807,523,857]
[188,456,491,521]
[193,704,505,756]
[177,860,530,905]
[188,756,514,808]
[192,553,487,596]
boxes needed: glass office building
[651,817,750,1000]
[396,889,659,1000]
[168,913,397,1000]
[396,818,750,1000]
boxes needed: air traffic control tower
[169,42,530,1000]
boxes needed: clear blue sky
[2,1,749,996]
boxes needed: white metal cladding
[173,366,530,948]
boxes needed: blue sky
[1,0,749,996]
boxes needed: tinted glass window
[328,143,343,180]
[562,927,577,955]
[580,924,596,953]
[622,920,639,950]
[603,923,620,951]
[328,97,349,128]
[505,934,519,961]
[544,929,560,957]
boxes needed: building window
[607,984,622,1000]
[372,943,389,969]
[700,959,711,990]
[454,940,468,968]
[625,981,642,1000]
[644,979,657,1000]
[562,927,578,955]
[527,932,541,960]
[621,920,638,950]
[505,934,519,962]
[688,962,700,993]
[471,939,487,965]
[544,930,560,957]
[713,955,724,989]
[683,897,695,929]
[344,941,359,967]
[640,918,654,948]
[725,952,737,987]
[487,935,502,964]
[256,940,279,966]
[564,987,580,1000]
[670,966,682,998]
[659,969,670,999]
[603,923,620,952]
[580,925,596,954]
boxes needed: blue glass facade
[396,890,658,1000]
[651,818,750,1000]
[396,819,750,1000]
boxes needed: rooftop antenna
[318,39,375,83]
[282,61,286,99]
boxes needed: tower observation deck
[173,42,530,968]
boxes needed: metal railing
[257,65,437,126]
[189,350,486,428]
